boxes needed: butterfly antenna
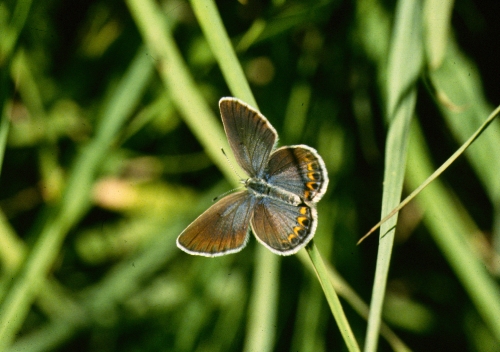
[212,186,245,202]
[212,148,246,202]
[221,148,244,180]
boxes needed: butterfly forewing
[219,98,277,177]
[266,145,329,203]
[177,191,256,257]
[250,197,317,255]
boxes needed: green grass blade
[306,241,360,352]
[431,39,500,255]
[190,0,256,108]
[0,48,154,349]
[126,0,236,183]
[406,121,500,342]
[0,103,9,178]
[431,40,500,198]
[242,247,280,352]
[423,0,454,69]
[297,248,412,352]
[358,104,500,244]
[365,89,417,352]
[364,1,423,351]
[0,0,33,64]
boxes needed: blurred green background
[0,0,499,351]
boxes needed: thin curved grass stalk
[358,103,500,245]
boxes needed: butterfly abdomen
[246,178,302,206]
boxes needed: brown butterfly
[177,98,328,256]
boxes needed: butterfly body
[245,177,302,206]
[177,98,328,257]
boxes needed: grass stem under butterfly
[306,240,361,352]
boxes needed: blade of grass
[435,44,500,196]
[365,89,416,352]
[237,2,333,48]
[7,321,79,352]
[297,249,412,352]
[406,121,500,342]
[306,241,360,352]
[430,39,500,253]
[190,0,256,108]
[364,1,423,351]
[358,103,500,244]
[125,0,236,183]
[0,47,154,349]
[0,102,9,178]
[0,33,21,178]
[423,0,454,70]
[242,245,280,352]
[0,0,33,65]
[291,194,336,352]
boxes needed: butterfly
[176,97,328,256]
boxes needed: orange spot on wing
[297,216,310,227]
[306,182,318,191]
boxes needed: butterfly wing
[177,191,256,257]
[219,97,277,177]
[266,145,329,203]
[250,197,317,255]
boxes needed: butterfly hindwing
[219,98,277,177]
[266,145,329,203]
[177,191,256,257]
[250,197,317,255]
